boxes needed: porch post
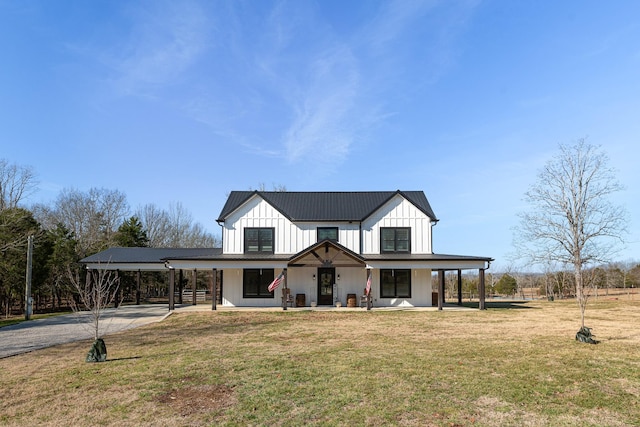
[438,270,444,311]
[168,268,175,311]
[114,269,120,308]
[479,268,486,310]
[457,269,462,306]
[282,269,288,311]
[191,269,197,305]
[211,269,217,311]
[366,269,372,311]
[136,270,141,305]
[178,270,183,304]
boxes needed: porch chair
[360,289,371,308]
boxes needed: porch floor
[173,303,476,313]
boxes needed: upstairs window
[380,269,411,298]
[243,269,275,298]
[244,228,274,253]
[380,227,410,253]
[317,227,339,242]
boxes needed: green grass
[1,300,639,426]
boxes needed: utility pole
[25,235,33,320]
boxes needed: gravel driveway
[0,304,172,359]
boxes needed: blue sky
[1,0,639,269]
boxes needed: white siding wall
[361,195,433,254]
[223,196,362,254]
[223,196,293,254]
[220,267,433,307]
[372,268,433,307]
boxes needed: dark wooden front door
[318,267,335,305]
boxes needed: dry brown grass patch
[157,383,236,416]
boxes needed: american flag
[268,271,285,292]
[365,270,371,296]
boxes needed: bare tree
[136,202,218,248]
[51,188,129,256]
[250,183,288,192]
[136,203,170,247]
[514,139,628,330]
[69,266,120,362]
[0,159,38,211]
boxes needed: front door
[318,267,335,305]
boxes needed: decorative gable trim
[289,239,366,267]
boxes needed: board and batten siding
[361,194,433,255]
[223,195,362,254]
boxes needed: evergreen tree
[495,274,517,296]
[114,216,149,247]
[0,208,41,315]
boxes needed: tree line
[443,264,640,302]
[0,158,219,317]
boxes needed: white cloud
[104,1,211,96]
[282,44,360,163]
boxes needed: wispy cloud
[282,44,360,163]
[103,1,210,97]
[363,0,439,54]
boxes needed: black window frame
[380,269,412,298]
[317,227,339,242]
[244,227,275,254]
[380,227,411,253]
[243,268,275,298]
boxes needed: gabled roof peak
[217,190,438,223]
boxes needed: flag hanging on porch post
[365,270,371,296]
[365,269,372,311]
[268,271,285,293]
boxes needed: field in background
[1,300,639,426]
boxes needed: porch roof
[81,246,492,271]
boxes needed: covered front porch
[81,245,492,311]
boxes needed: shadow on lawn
[459,301,538,310]
[105,356,142,362]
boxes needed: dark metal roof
[217,190,438,222]
[80,247,222,264]
[363,253,494,262]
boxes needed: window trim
[244,227,275,254]
[380,269,412,298]
[317,227,339,242]
[242,268,276,298]
[380,227,411,253]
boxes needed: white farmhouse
[82,190,492,310]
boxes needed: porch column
[479,268,486,310]
[114,269,120,308]
[168,268,175,311]
[191,269,197,305]
[457,269,463,306]
[438,270,444,311]
[136,270,141,305]
[282,269,288,311]
[178,270,183,304]
[366,269,372,311]
[211,269,217,311]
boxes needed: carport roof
[80,247,222,264]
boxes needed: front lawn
[1,300,639,426]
